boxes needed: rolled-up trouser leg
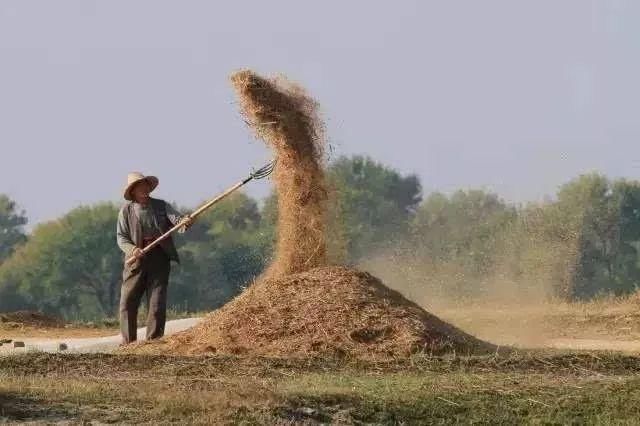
[145,249,170,340]
[120,261,146,344]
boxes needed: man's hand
[131,247,143,259]
[125,247,144,267]
[178,216,194,233]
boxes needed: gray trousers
[119,248,170,344]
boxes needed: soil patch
[0,311,64,328]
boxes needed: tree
[400,190,517,298]
[554,174,640,298]
[412,190,516,267]
[259,156,422,263]
[489,200,582,300]
[327,156,422,262]
[0,204,121,318]
[0,195,27,263]
[170,192,269,311]
[359,189,519,304]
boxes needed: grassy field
[2,351,640,424]
[2,302,640,424]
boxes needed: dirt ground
[0,324,117,339]
[0,311,117,340]
[3,298,639,349]
[433,299,640,348]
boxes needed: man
[116,172,193,344]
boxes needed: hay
[134,266,494,358]
[230,70,327,279]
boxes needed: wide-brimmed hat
[123,172,159,201]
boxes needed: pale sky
[1,1,639,226]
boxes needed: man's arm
[116,207,137,255]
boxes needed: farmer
[116,172,193,344]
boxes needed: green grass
[1,351,640,424]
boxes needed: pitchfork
[125,159,277,266]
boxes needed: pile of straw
[132,266,494,358]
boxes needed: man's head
[131,180,152,203]
[124,172,159,202]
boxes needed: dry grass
[128,266,495,359]
[3,352,640,424]
[361,245,640,347]
[231,70,328,279]
[0,325,116,339]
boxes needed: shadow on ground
[0,392,76,422]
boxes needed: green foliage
[327,156,422,262]
[0,204,121,318]
[411,190,516,272]
[393,174,640,301]
[365,190,517,301]
[554,174,640,298]
[0,195,27,263]
[261,155,422,264]
[2,158,640,320]
[169,192,270,311]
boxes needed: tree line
[1,156,639,320]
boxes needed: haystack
[125,70,494,359]
[136,266,493,358]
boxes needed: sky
[1,1,639,226]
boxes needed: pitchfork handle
[125,178,252,266]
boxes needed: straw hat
[123,172,159,201]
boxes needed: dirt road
[2,315,638,354]
[0,317,201,355]
[545,338,640,352]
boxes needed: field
[2,351,640,424]
[1,301,640,424]
[2,284,640,424]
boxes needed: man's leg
[119,263,146,344]
[145,250,170,340]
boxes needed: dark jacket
[116,198,181,263]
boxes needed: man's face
[131,180,151,203]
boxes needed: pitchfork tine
[251,158,277,180]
